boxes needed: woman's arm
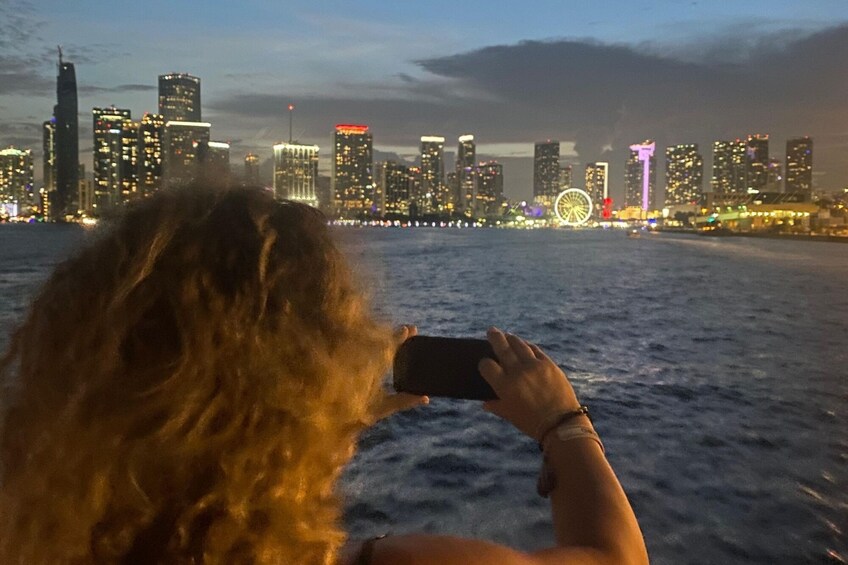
[362,327,648,565]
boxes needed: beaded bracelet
[536,405,590,449]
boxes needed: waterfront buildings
[138,113,165,195]
[559,165,572,190]
[585,162,609,215]
[420,136,447,213]
[665,144,703,206]
[456,134,476,213]
[407,166,423,216]
[712,139,746,194]
[54,52,79,217]
[333,124,374,217]
[163,121,211,187]
[92,106,135,211]
[785,137,813,193]
[0,147,34,215]
[475,160,503,216]
[158,73,201,122]
[379,161,411,216]
[42,119,56,193]
[533,141,559,208]
[745,134,769,192]
[625,140,656,211]
[273,142,318,206]
[244,153,260,184]
[766,158,783,193]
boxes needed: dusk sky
[1,0,847,202]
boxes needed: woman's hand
[478,327,581,442]
[369,325,429,423]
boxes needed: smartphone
[393,335,498,400]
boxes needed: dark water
[1,224,846,564]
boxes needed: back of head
[0,186,392,563]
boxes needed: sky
[1,0,848,203]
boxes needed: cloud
[78,83,156,95]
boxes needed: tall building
[559,165,572,190]
[121,120,139,201]
[745,134,769,192]
[785,136,813,193]
[407,166,423,216]
[92,106,133,211]
[158,73,201,122]
[533,141,559,207]
[333,124,373,217]
[766,158,783,192]
[273,142,318,206]
[475,160,503,217]
[665,144,703,205]
[138,113,165,195]
[379,161,411,216]
[420,136,447,213]
[585,162,609,214]
[711,139,746,194]
[42,119,56,193]
[625,140,656,210]
[244,153,260,184]
[0,147,34,214]
[163,121,211,187]
[54,50,79,217]
[456,134,476,212]
[204,141,231,176]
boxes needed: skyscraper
[92,106,133,211]
[379,161,411,216]
[138,113,165,195]
[0,147,34,214]
[585,162,609,214]
[420,136,447,213]
[42,119,56,193]
[559,165,572,190]
[273,142,318,205]
[745,134,769,192]
[456,134,476,212]
[203,141,231,176]
[766,158,783,192]
[475,160,503,217]
[244,153,260,184]
[533,141,559,207]
[158,73,201,122]
[711,140,746,194]
[333,124,373,217]
[785,136,813,194]
[625,140,656,210]
[54,50,79,217]
[163,121,211,187]
[665,144,703,205]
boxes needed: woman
[0,186,647,564]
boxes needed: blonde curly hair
[0,186,393,564]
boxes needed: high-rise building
[244,153,260,184]
[121,120,139,201]
[0,147,34,215]
[54,50,79,217]
[625,140,656,210]
[158,73,201,122]
[407,166,423,216]
[420,136,447,213]
[138,113,165,195]
[204,141,231,176]
[475,160,503,217]
[456,134,476,212]
[585,162,609,214]
[333,124,373,217]
[533,141,559,207]
[785,137,813,193]
[559,165,572,190]
[379,161,411,216]
[766,158,783,192]
[42,119,56,193]
[745,134,769,192]
[711,139,746,194]
[163,121,211,187]
[665,144,703,206]
[92,106,133,211]
[273,142,318,206]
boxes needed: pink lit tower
[625,140,656,211]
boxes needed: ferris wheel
[554,188,593,226]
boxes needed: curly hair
[0,186,394,564]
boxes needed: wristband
[536,405,590,447]
[536,423,605,498]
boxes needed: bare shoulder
[369,534,540,565]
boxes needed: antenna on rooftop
[288,103,294,143]
[58,45,63,65]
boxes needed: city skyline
[1,1,847,203]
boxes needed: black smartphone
[392,335,498,400]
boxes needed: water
[1,224,846,564]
